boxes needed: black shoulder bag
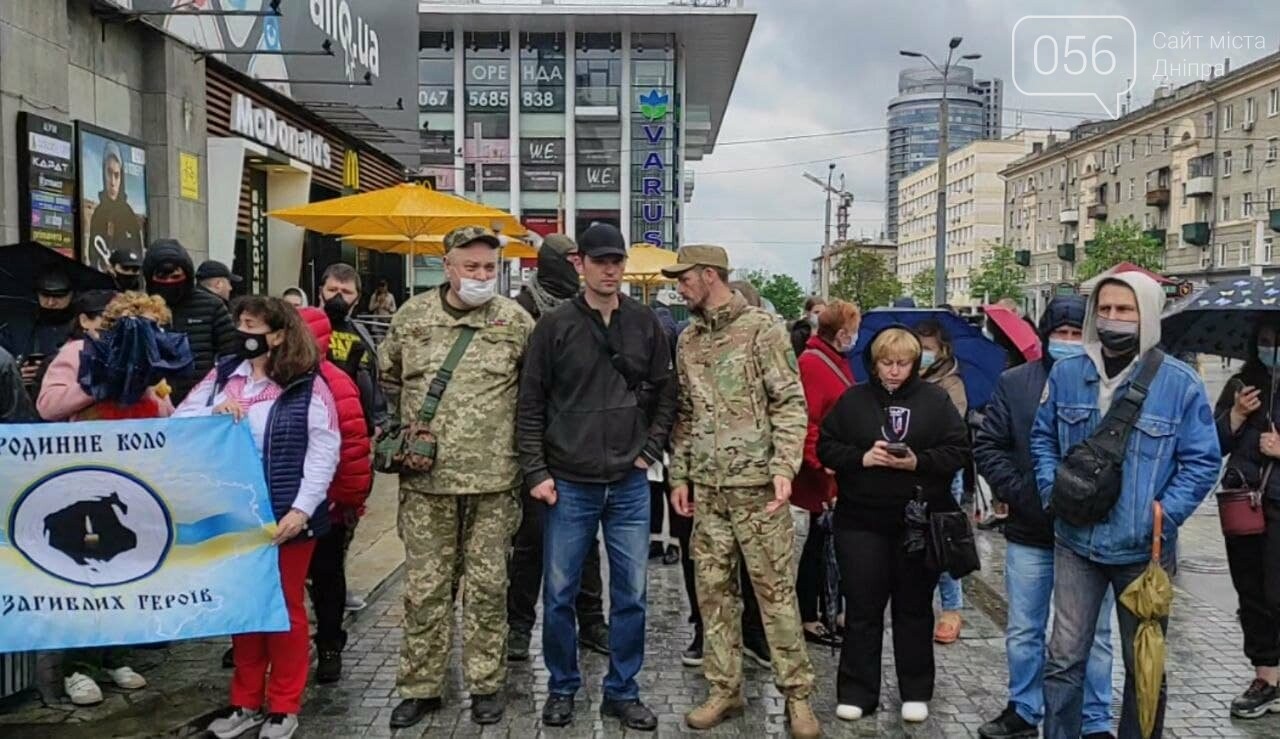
[1051,349,1164,527]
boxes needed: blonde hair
[870,327,921,364]
[100,291,171,331]
[817,300,861,342]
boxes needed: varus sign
[231,93,333,169]
[638,90,671,247]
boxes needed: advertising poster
[17,113,77,258]
[0,417,288,651]
[78,124,148,274]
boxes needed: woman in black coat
[817,325,970,724]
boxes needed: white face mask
[456,277,497,307]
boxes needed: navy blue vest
[211,357,330,539]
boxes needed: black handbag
[927,511,981,578]
[1051,350,1164,528]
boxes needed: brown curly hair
[100,291,172,332]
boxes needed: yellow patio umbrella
[339,234,538,260]
[1118,500,1173,739]
[268,182,526,239]
[624,244,676,303]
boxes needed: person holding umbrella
[1212,321,1280,719]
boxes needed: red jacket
[300,308,373,514]
[793,334,854,513]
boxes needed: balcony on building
[1146,167,1171,208]
[1186,154,1215,197]
[1144,228,1167,245]
[1182,221,1211,247]
[1057,242,1076,262]
[1087,203,1108,220]
[1015,249,1031,266]
[1270,209,1280,233]
[1059,207,1079,223]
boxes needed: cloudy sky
[685,0,1278,288]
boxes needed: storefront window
[464,31,510,199]
[575,33,622,109]
[418,31,456,189]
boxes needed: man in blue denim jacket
[1030,272,1221,739]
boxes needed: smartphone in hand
[885,442,910,458]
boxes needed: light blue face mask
[843,330,859,353]
[1259,344,1280,368]
[920,350,937,369]
[1048,339,1086,361]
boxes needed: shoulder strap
[414,326,476,425]
[802,348,852,389]
[1095,349,1164,455]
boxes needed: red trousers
[230,539,316,714]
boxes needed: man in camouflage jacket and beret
[380,226,534,730]
[663,246,821,739]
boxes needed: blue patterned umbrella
[1161,276,1280,360]
[79,317,194,405]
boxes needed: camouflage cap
[444,225,501,252]
[661,244,730,277]
[541,233,578,256]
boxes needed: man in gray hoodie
[1030,272,1221,739]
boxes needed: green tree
[1077,218,1164,281]
[736,269,806,320]
[910,268,937,307]
[969,243,1027,303]
[829,251,902,310]
[740,268,770,294]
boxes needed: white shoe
[208,707,266,739]
[902,701,929,723]
[258,713,299,739]
[63,672,103,706]
[106,666,147,690]
[344,594,367,612]
[836,704,864,721]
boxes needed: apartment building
[896,133,1045,308]
[1001,52,1280,315]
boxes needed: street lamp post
[901,39,981,307]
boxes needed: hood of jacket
[536,244,581,299]
[298,307,333,355]
[142,239,195,287]
[1038,294,1087,369]
[860,322,923,398]
[1082,271,1165,376]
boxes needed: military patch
[487,318,510,327]
[786,351,798,372]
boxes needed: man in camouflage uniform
[380,226,534,729]
[663,246,821,739]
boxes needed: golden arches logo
[343,150,360,191]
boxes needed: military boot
[685,692,746,730]
[787,697,821,739]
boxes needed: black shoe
[1082,733,1115,739]
[743,637,772,668]
[648,541,664,560]
[662,544,680,566]
[221,646,235,669]
[389,698,441,729]
[579,621,611,656]
[315,649,342,684]
[802,625,842,648]
[681,630,704,667]
[507,629,531,662]
[542,693,575,727]
[601,698,658,731]
[470,693,504,725]
[1231,678,1280,718]
[977,705,1038,738]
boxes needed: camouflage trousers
[692,485,815,700]
[396,488,521,699]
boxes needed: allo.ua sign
[638,89,671,247]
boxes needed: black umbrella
[0,241,117,305]
[817,510,842,653]
[1161,275,1280,360]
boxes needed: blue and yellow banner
[0,417,287,651]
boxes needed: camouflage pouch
[372,326,476,475]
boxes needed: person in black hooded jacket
[817,324,969,724]
[143,239,236,404]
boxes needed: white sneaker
[344,594,367,612]
[258,713,299,739]
[208,707,266,739]
[106,666,147,690]
[836,704,864,721]
[901,701,929,723]
[63,672,103,706]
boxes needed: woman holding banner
[175,296,339,739]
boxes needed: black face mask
[150,279,190,307]
[323,294,354,326]
[37,304,74,325]
[235,330,272,360]
[1096,317,1140,355]
[114,274,141,291]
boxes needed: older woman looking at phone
[817,326,970,724]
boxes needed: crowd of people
[2,224,1279,739]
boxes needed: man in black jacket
[507,234,611,663]
[517,223,677,732]
[972,296,1116,739]
[143,239,236,404]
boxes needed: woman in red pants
[174,296,339,739]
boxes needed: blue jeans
[936,473,965,611]
[1006,542,1114,734]
[542,469,650,700]
[1044,544,1173,739]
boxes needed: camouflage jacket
[379,286,534,495]
[670,292,807,490]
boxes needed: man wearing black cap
[108,248,144,292]
[196,260,241,304]
[0,270,77,389]
[517,223,677,731]
[143,239,236,403]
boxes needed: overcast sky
[685,0,1279,289]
